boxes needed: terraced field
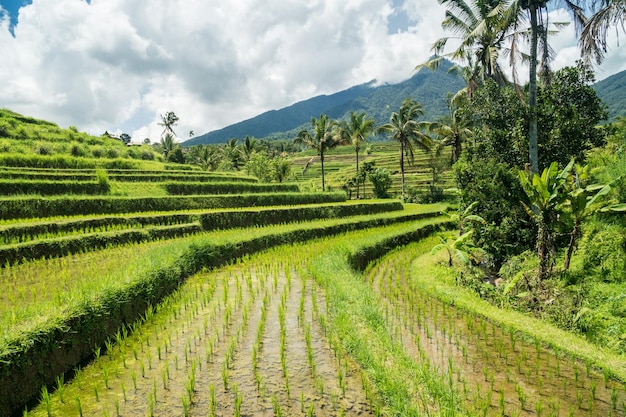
[291,142,455,197]
[0,163,454,416]
[4,163,625,417]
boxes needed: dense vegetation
[1,1,625,412]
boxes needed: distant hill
[184,60,465,146]
[185,63,625,147]
[593,68,626,120]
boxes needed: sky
[0,0,624,143]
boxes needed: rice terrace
[0,95,624,417]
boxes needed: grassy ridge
[0,201,408,264]
[163,181,299,195]
[0,192,347,220]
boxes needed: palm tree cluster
[423,0,625,174]
[294,106,438,197]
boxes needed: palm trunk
[529,4,540,174]
[355,148,360,199]
[321,152,325,191]
[564,219,581,271]
[400,140,405,199]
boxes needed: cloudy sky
[0,0,624,143]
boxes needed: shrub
[36,145,52,155]
[91,147,105,158]
[95,169,111,193]
[70,144,86,157]
[580,223,626,283]
[368,168,392,198]
[0,124,10,138]
[106,148,120,159]
[140,150,155,160]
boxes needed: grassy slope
[408,235,626,382]
[0,108,163,169]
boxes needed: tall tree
[579,0,626,64]
[337,112,376,198]
[160,133,177,159]
[378,98,433,199]
[159,111,179,138]
[428,95,473,164]
[241,136,259,162]
[222,138,244,171]
[294,114,345,191]
[422,0,518,94]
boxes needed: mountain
[593,68,626,120]
[184,60,465,146]
[185,63,626,147]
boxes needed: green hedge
[0,216,449,417]
[0,213,197,245]
[109,173,258,183]
[0,171,95,181]
[0,202,407,264]
[347,221,456,271]
[0,192,346,220]
[0,154,139,169]
[0,179,110,196]
[0,168,258,183]
[199,201,404,230]
[0,202,400,245]
[164,181,299,195]
[0,224,202,266]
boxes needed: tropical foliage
[378,98,433,199]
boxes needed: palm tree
[160,133,177,158]
[294,114,345,191]
[428,96,473,164]
[272,158,293,183]
[378,98,433,199]
[422,0,518,93]
[337,112,376,198]
[222,138,245,171]
[579,0,626,64]
[159,111,179,138]
[241,136,258,162]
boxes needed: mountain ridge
[185,62,626,146]
[184,59,465,146]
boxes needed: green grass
[407,234,626,382]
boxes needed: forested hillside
[185,60,465,145]
[594,68,626,120]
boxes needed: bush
[95,169,111,193]
[140,149,155,160]
[70,144,86,157]
[36,145,51,155]
[0,124,10,138]
[91,147,105,158]
[580,223,626,283]
[106,148,120,159]
[368,168,392,198]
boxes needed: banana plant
[431,230,484,267]
[518,160,572,283]
[562,163,619,270]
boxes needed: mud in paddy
[28,247,374,416]
[367,245,626,417]
[26,236,626,416]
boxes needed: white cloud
[0,0,623,142]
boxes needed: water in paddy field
[28,254,377,417]
[368,248,626,417]
[26,241,626,417]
